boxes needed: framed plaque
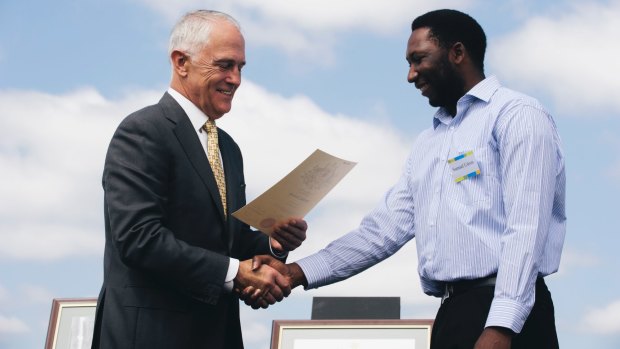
[45,298,97,349]
[271,319,433,349]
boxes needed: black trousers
[430,278,559,349]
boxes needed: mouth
[217,88,234,96]
[416,82,430,96]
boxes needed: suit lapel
[159,93,227,222]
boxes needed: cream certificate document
[232,149,356,235]
[294,339,415,349]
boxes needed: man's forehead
[408,27,438,50]
[200,30,245,59]
[410,27,433,43]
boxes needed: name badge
[448,151,481,183]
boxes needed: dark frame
[271,319,433,349]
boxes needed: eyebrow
[214,58,246,66]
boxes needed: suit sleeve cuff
[223,257,239,293]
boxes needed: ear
[171,50,189,77]
[450,42,466,65]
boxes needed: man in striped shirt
[249,9,565,349]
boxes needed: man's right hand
[233,258,291,309]
[238,255,308,309]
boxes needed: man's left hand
[474,327,513,349]
[270,218,307,252]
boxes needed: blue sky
[1,0,620,348]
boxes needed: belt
[441,276,497,304]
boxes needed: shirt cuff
[223,258,239,293]
[485,298,531,333]
[295,253,334,290]
[269,237,288,258]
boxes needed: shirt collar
[466,75,500,103]
[167,87,209,132]
[432,75,501,129]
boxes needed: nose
[227,66,242,86]
[407,64,417,84]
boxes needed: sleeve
[103,113,229,303]
[296,152,417,289]
[223,258,240,292]
[486,102,564,332]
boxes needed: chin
[428,98,441,108]
[213,107,232,118]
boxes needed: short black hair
[411,9,486,72]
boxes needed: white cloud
[136,0,471,61]
[488,1,620,115]
[0,225,104,260]
[0,81,429,307]
[555,248,601,277]
[582,300,620,334]
[0,88,161,260]
[0,315,29,335]
[221,81,429,306]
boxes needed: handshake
[232,218,308,309]
[233,255,306,309]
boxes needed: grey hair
[168,10,240,59]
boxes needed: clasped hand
[233,257,291,309]
[236,255,307,309]
[234,218,307,309]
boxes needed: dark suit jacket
[91,93,272,349]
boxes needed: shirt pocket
[449,146,499,206]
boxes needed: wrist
[269,237,288,258]
[486,326,515,338]
[288,263,308,289]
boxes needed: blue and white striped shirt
[296,76,566,333]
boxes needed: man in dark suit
[91,10,307,349]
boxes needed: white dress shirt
[296,76,566,333]
[167,88,239,291]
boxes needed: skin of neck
[446,58,485,116]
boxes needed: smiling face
[178,20,246,119]
[406,27,464,113]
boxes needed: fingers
[252,255,261,271]
[252,254,280,271]
[274,271,291,297]
[261,290,278,304]
[250,296,269,309]
[274,219,307,238]
[241,287,279,309]
[237,286,255,301]
[271,230,302,251]
[271,219,307,251]
[258,265,287,301]
[236,260,293,309]
[253,255,289,276]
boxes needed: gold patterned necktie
[203,119,227,216]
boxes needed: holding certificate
[233,149,356,235]
[91,10,307,349]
